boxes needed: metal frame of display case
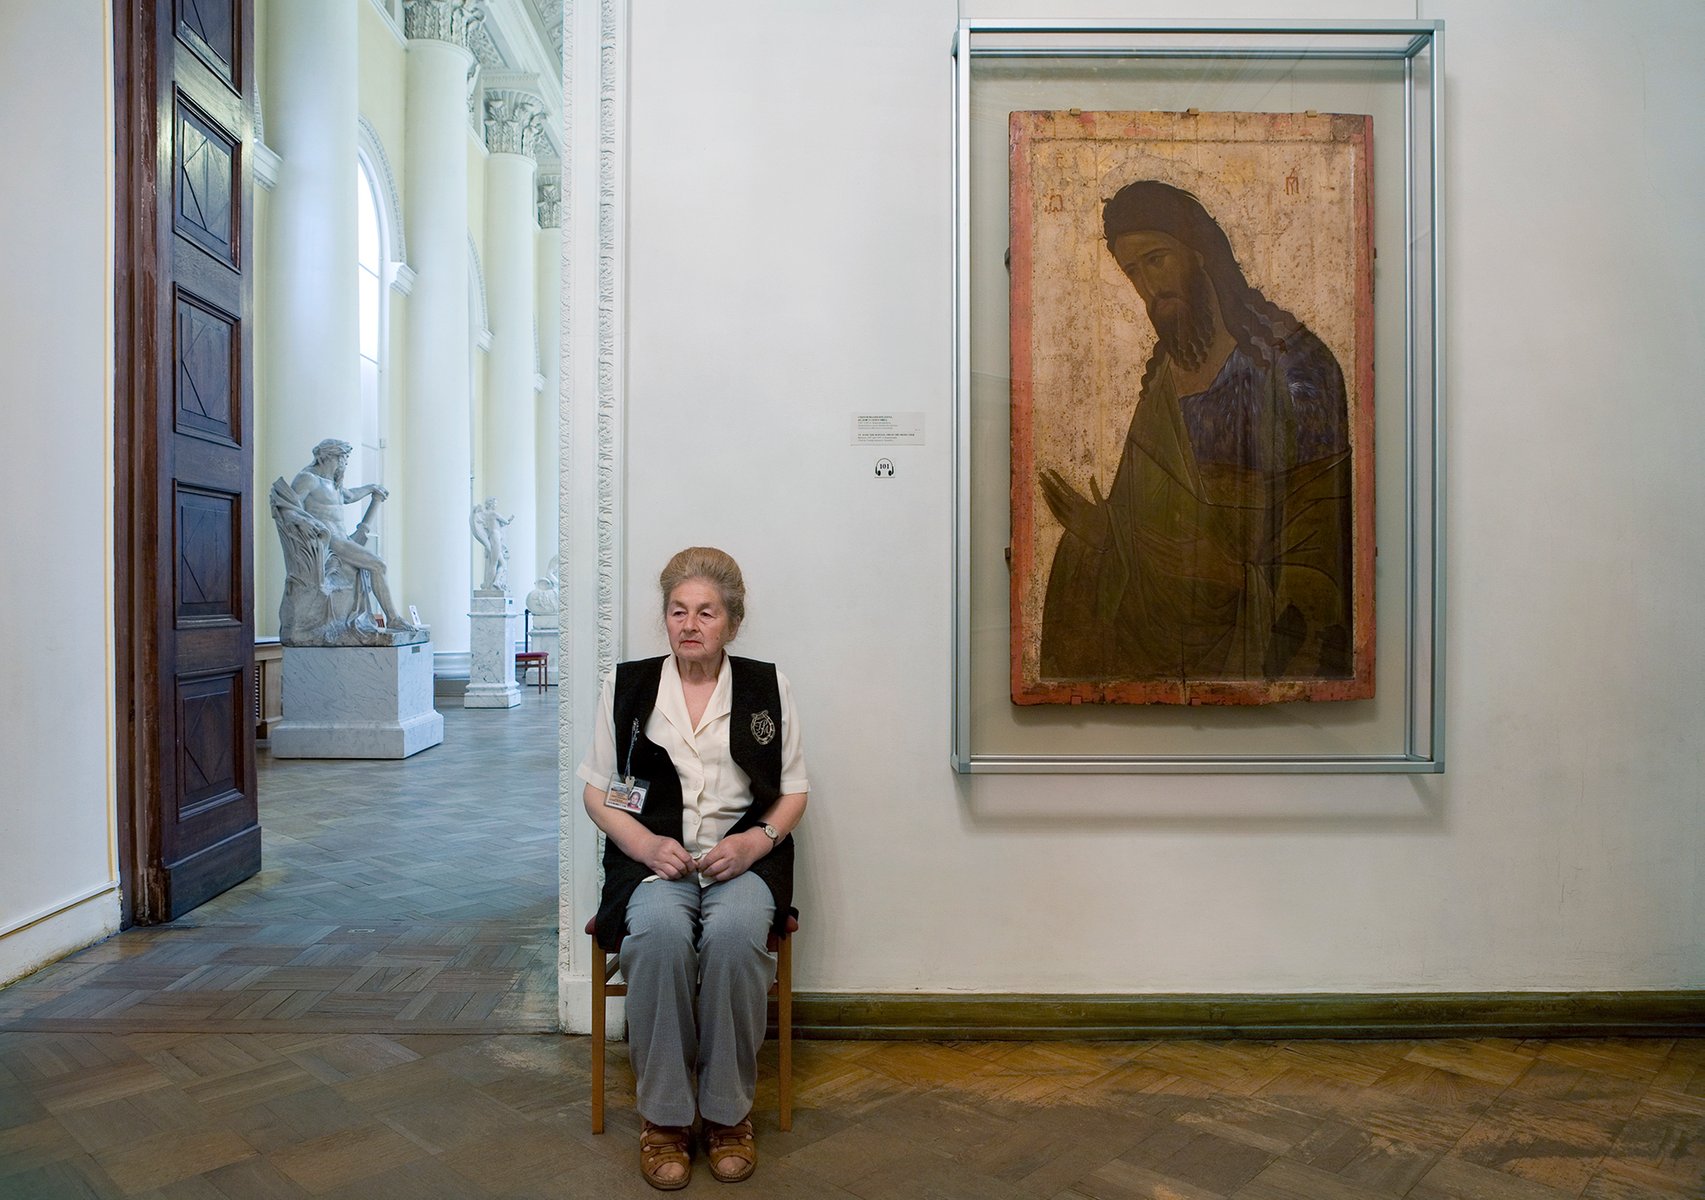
[951,20,1444,774]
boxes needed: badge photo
[605,775,648,814]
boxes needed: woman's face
[666,578,735,669]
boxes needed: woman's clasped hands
[636,832,697,880]
[638,830,766,883]
[697,830,767,884]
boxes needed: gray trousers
[620,872,776,1126]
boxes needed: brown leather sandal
[640,1120,692,1191]
[705,1116,757,1183]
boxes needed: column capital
[536,174,562,229]
[404,0,483,49]
[484,91,548,158]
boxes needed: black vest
[594,655,796,946]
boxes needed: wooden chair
[514,650,549,691]
[587,913,797,1134]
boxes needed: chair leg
[591,937,607,1134]
[777,933,792,1132]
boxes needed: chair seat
[515,651,549,692]
[587,908,796,1134]
[583,913,801,934]
[585,912,799,949]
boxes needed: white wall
[0,0,121,984]
[601,0,1705,995]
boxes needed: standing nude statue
[470,497,514,592]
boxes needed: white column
[401,1,476,658]
[261,0,360,622]
[480,92,542,598]
[535,171,563,581]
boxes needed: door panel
[172,92,239,265]
[118,0,258,924]
[173,290,240,444]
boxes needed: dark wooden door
[116,0,259,924]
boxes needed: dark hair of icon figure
[1101,180,1304,385]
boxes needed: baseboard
[432,651,471,696]
[786,991,1705,1040]
[0,885,121,989]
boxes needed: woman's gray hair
[659,546,746,630]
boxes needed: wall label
[852,412,925,446]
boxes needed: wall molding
[432,650,471,678]
[357,114,409,267]
[556,0,625,1035]
[593,0,624,681]
[367,0,407,48]
[254,140,282,191]
[466,233,488,330]
[0,883,119,942]
[785,991,1705,1041]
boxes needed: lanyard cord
[622,718,641,781]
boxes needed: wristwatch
[759,823,780,843]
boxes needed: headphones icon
[874,458,896,478]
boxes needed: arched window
[356,152,386,554]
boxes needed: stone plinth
[465,590,521,708]
[272,642,444,758]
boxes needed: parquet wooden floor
[3,690,1702,1197]
[0,691,561,1035]
[1,1033,1701,1198]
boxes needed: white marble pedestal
[465,589,521,709]
[527,613,559,686]
[272,642,444,759]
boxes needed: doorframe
[113,0,161,929]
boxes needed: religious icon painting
[1009,110,1377,706]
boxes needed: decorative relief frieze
[469,20,507,70]
[536,174,562,229]
[595,0,623,687]
[528,0,565,70]
[485,91,548,157]
[403,0,483,48]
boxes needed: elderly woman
[578,547,808,1190]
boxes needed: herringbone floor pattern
[2,689,1702,1197]
[1,1032,1701,1197]
[0,691,560,1035]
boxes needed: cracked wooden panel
[1010,110,1375,706]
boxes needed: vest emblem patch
[750,710,777,745]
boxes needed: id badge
[605,774,648,814]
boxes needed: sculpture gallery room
[1,0,1701,1197]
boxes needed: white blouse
[576,654,809,867]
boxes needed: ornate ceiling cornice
[527,0,564,70]
[468,20,506,70]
